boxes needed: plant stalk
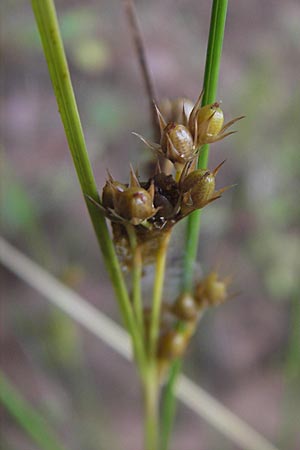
[31,0,145,369]
[144,231,171,450]
[149,232,171,359]
[160,358,183,450]
[182,0,228,293]
[162,2,229,448]
[126,225,144,339]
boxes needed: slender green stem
[149,232,171,359]
[0,372,67,450]
[160,358,183,450]
[182,0,228,293]
[144,231,171,450]
[126,225,144,338]
[31,0,145,369]
[161,2,229,448]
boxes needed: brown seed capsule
[133,102,198,167]
[157,330,188,359]
[195,271,231,308]
[179,160,229,214]
[181,169,216,209]
[113,186,156,225]
[102,180,125,209]
[188,90,245,146]
[160,122,195,165]
[172,293,198,321]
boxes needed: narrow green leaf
[0,372,67,450]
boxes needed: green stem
[143,231,171,450]
[149,232,171,359]
[126,225,144,338]
[182,0,228,293]
[160,358,183,450]
[31,0,145,368]
[161,2,229,448]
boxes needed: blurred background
[1,0,300,449]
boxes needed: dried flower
[158,97,194,125]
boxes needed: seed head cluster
[89,89,242,364]
[90,89,243,268]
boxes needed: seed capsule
[179,160,229,214]
[181,169,215,209]
[158,330,188,359]
[188,90,245,146]
[100,166,159,225]
[102,180,125,209]
[113,186,156,225]
[195,271,231,308]
[160,122,195,165]
[197,102,224,136]
[172,293,198,321]
[133,102,198,167]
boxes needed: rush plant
[31,1,243,449]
